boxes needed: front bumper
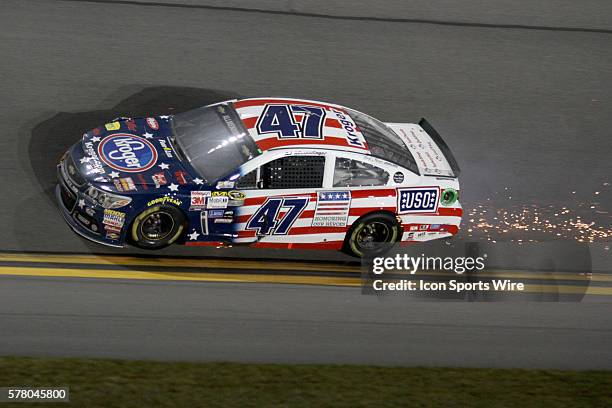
[55,158,125,248]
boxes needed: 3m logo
[397,188,439,214]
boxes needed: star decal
[168,183,179,192]
[109,171,120,178]
[143,132,153,139]
[91,136,101,143]
[159,162,170,170]
[77,198,85,209]
[79,157,91,164]
[193,178,204,185]
[188,230,200,240]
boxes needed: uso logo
[98,134,157,172]
[397,187,439,214]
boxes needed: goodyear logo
[147,196,182,207]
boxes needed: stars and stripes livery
[58,96,462,256]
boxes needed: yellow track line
[1,253,610,282]
[0,266,610,295]
[0,253,358,273]
[0,266,360,287]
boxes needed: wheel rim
[355,221,393,251]
[140,211,175,241]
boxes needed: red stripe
[350,189,397,199]
[237,225,347,238]
[243,116,340,131]
[241,116,257,129]
[185,241,228,247]
[255,136,368,151]
[446,225,459,235]
[243,193,317,207]
[348,206,396,217]
[324,118,342,128]
[438,207,463,217]
[252,241,343,250]
[233,98,343,111]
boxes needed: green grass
[0,357,610,407]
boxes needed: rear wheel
[130,205,186,249]
[343,213,400,258]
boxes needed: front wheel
[343,213,400,258]
[130,205,186,249]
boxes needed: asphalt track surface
[0,0,611,368]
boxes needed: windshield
[347,109,419,174]
[170,103,261,183]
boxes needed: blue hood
[72,116,198,192]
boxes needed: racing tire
[343,213,400,258]
[130,205,186,250]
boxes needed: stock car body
[56,97,462,257]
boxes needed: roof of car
[232,97,373,154]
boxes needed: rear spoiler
[418,118,461,178]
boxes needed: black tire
[130,205,186,249]
[343,213,400,258]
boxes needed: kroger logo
[98,134,157,172]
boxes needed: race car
[56,97,462,257]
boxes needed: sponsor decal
[75,213,91,227]
[113,177,136,192]
[83,141,105,174]
[175,171,188,185]
[216,180,235,189]
[393,172,404,183]
[430,224,441,231]
[212,191,228,197]
[103,209,125,228]
[146,117,159,130]
[190,191,211,210]
[207,209,225,218]
[126,119,137,131]
[312,191,351,227]
[419,225,428,230]
[84,207,96,217]
[136,173,149,190]
[331,108,365,148]
[228,190,245,200]
[158,139,173,158]
[207,196,228,209]
[98,133,158,173]
[106,232,120,240]
[397,187,439,214]
[105,122,121,131]
[152,172,167,188]
[409,225,418,231]
[147,196,182,207]
[214,218,233,224]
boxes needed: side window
[333,157,389,187]
[262,156,325,189]
[235,169,257,189]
